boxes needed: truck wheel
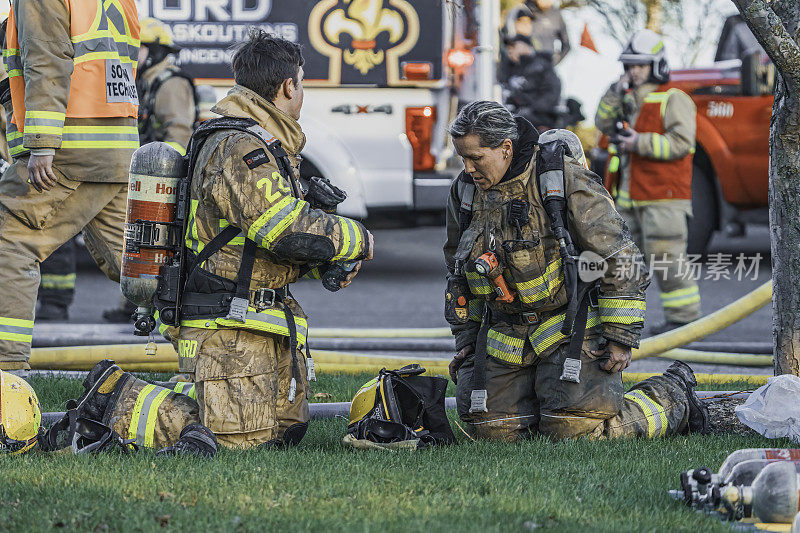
[687,162,717,256]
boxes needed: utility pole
[732,0,800,376]
[475,0,500,101]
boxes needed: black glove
[304,176,347,212]
[157,423,218,458]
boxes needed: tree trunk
[733,0,800,376]
[643,0,662,33]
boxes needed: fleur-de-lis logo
[310,0,420,84]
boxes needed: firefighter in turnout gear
[0,0,139,370]
[103,17,197,324]
[444,101,708,440]
[63,31,373,451]
[595,30,700,333]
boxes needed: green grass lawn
[0,373,784,532]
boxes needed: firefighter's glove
[592,340,632,374]
[449,345,473,384]
[305,176,347,212]
[616,128,639,154]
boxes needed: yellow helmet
[0,370,41,455]
[139,18,176,48]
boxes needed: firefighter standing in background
[504,0,571,65]
[103,17,197,323]
[595,30,700,334]
[0,0,140,371]
[445,101,708,440]
[63,31,374,453]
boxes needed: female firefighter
[443,101,708,440]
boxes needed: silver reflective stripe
[539,170,565,200]
[246,125,277,146]
[4,53,21,73]
[0,324,33,337]
[24,117,65,128]
[134,387,163,446]
[253,198,300,245]
[61,131,140,143]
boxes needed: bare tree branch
[731,0,800,88]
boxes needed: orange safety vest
[4,0,139,156]
[604,87,694,204]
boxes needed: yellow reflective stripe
[651,41,664,54]
[651,134,661,159]
[59,125,140,149]
[515,259,563,305]
[24,126,63,135]
[144,388,171,448]
[662,136,670,159]
[465,270,493,295]
[26,111,66,120]
[608,155,620,173]
[218,220,246,245]
[624,390,667,437]
[182,308,309,344]
[348,219,363,260]
[486,328,525,364]
[332,217,352,261]
[468,298,483,321]
[660,286,700,308]
[247,196,293,244]
[0,317,34,328]
[185,199,204,254]
[598,297,645,325]
[73,52,137,67]
[263,201,303,247]
[128,384,156,443]
[0,332,33,343]
[40,273,77,289]
[165,142,186,156]
[528,307,601,355]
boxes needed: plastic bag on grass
[735,374,800,442]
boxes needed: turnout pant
[618,201,701,324]
[456,335,690,440]
[38,237,78,309]
[107,328,311,449]
[0,159,126,369]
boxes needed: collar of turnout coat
[212,85,307,156]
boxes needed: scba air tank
[721,461,800,523]
[121,142,186,334]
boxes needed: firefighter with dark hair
[596,30,700,334]
[54,30,374,454]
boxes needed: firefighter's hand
[617,128,639,153]
[593,340,632,374]
[364,230,374,261]
[449,345,473,384]
[339,260,362,289]
[27,154,58,192]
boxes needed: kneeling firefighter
[443,101,709,440]
[56,31,373,452]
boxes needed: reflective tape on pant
[598,297,645,325]
[173,382,196,400]
[40,273,76,290]
[624,389,668,438]
[660,286,700,308]
[182,307,308,345]
[129,385,172,448]
[0,317,34,344]
[486,328,525,365]
[528,307,601,356]
[514,259,563,306]
[465,270,493,296]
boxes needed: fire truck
[135,0,481,220]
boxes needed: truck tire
[687,162,717,256]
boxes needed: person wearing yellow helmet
[103,17,199,324]
[0,369,42,454]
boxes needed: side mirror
[741,52,775,96]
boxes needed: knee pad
[282,422,308,446]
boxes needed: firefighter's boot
[75,359,130,422]
[663,360,709,435]
[156,423,218,458]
